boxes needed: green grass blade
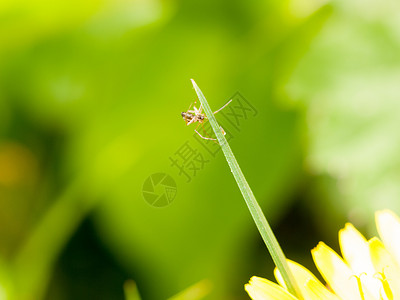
[190,79,303,299]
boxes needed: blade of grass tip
[190,79,303,299]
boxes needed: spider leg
[201,122,216,140]
[187,101,194,112]
[193,98,200,113]
[221,126,226,135]
[213,99,232,114]
[194,122,218,142]
[187,116,197,126]
[195,129,217,141]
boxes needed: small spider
[181,99,232,141]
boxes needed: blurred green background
[1,0,400,299]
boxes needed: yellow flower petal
[339,223,382,299]
[274,260,340,300]
[245,276,298,300]
[369,237,400,299]
[305,280,341,300]
[312,242,376,300]
[245,210,400,300]
[376,210,400,267]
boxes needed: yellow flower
[245,210,400,300]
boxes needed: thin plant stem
[190,79,303,299]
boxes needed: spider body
[181,111,205,124]
[181,99,232,141]
[181,106,206,126]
